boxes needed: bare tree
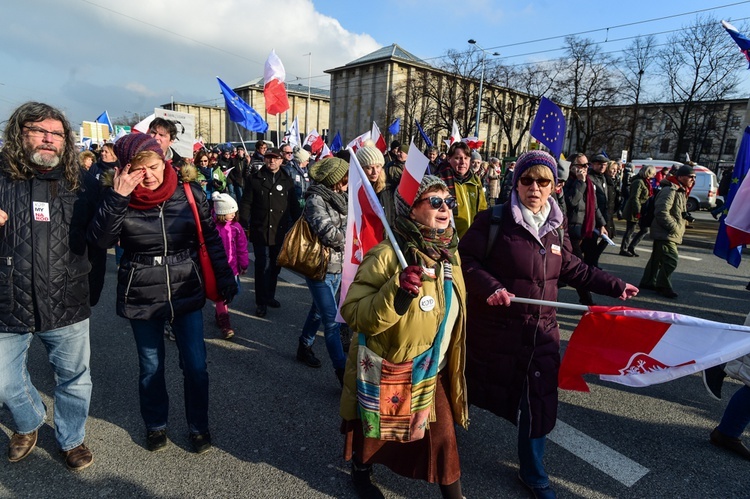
[619,35,657,160]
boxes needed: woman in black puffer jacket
[88,134,236,455]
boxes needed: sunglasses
[416,196,457,210]
[518,176,552,187]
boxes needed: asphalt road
[1,211,749,498]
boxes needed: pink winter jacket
[215,220,249,275]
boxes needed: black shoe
[656,286,678,299]
[619,249,634,257]
[189,432,212,454]
[297,341,322,368]
[267,299,281,308]
[702,365,726,401]
[255,305,267,317]
[351,461,384,499]
[628,249,640,257]
[710,428,750,460]
[146,430,168,452]
[517,474,557,499]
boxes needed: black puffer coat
[0,160,105,333]
[88,181,235,321]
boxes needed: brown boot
[217,313,234,339]
[8,430,37,462]
[60,443,93,471]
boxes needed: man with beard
[0,102,104,471]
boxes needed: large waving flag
[285,116,300,147]
[264,50,290,115]
[346,130,372,152]
[415,119,433,147]
[714,125,750,267]
[462,137,484,150]
[330,131,343,153]
[303,129,325,156]
[530,96,566,159]
[722,20,750,69]
[217,77,269,133]
[95,111,113,132]
[444,120,461,148]
[133,113,156,134]
[397,140,430,205]
[371,122,387,153]
[559,306,750,392]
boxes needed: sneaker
[702,365,726,401]
[216,313,235,340]
[60,443,93,471]
[164,322,176,341]
[146,429,168,452]
[297,341,322,368]
[189,432,212,454]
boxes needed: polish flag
[345,131,372,153]
[444,120,461,148]
[462,137,484,150]
[397,140,430,207]
[338,150,387,321]
[371,122,387,153]
[304,129,325,155]
[193,137,205,153]
[559,306,750,392]
[264,50,290,115]
[319,142,333,159]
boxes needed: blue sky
[0,0,747,128]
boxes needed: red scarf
[128,165,178,210]
[667,175,691,196]
[582,176,597,238]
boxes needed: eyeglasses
[519,176,553,187]
[572,162,590,168]
[23,126,65,141]
[416,196,457,210]
[283,151,293,155]
[198,159,209,164]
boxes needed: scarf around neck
[582,176,597,238]
[393,216,458,267]
[128,164,178,210]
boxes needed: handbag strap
[183,183,206,246]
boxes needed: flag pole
[234,124,248,153]
[510,296,590,312]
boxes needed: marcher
[639,165,695,299]
[79,150,95,170]
[88,134,237,454]
[498,160,516,204]
[0,102,106,471]
[435,141,487,237]
[459,150,638,499]
[486,157,502,205]
[620,165,655,257]
[356,143,395,227]
[340,175,468,499]
[296,157,349,386]
[212,192,249,340]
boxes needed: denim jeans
[299,273,346,370]
[518,391,549,488]
[130,309,209,434]
[253,243,281,306]
[718,385,750,438]
[0,319,91,451]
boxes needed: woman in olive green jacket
[339,176,467,499]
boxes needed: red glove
[399,265,423,296]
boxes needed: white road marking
[549,419,650,487]
[631,248,702,261]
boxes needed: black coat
[239,167,301,246]
[88,182,235,321]
[0,160,105,333]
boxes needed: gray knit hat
[293,148,310,164]
[394,175,448,217]
[471,151,482,162]
[355,145,385,167]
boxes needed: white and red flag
[264,50,290,115]
[559,306,750,392]
[462,136,484,150]
[304,129,325,156]
[345,131,372,153]
[193,137,205,153]
[319,142,333,159]
[444,120,462,148]
[397,140,430,206]
[371,121,387,153]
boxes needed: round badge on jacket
[276,184,283,191]
[419,296,435,312]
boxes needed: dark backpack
[485,203,564,260]
[638,195,656,230]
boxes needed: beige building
[230,78,330,146]
[160,102,226,145]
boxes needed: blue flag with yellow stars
[530,96,566,159]
[714,125,750,267]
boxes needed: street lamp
[468,39,499,139]
[303,52,312,137]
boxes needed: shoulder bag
[277,215,329,281]
[183,183,222,302]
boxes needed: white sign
[620,150,628,163]
[154,108,196,159]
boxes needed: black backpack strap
[485,203,505,260]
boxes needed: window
[641,139,651,151]
[645,119,654,131]
[660,139,670,154]
[725,138,737,155]
[501,143,508,157]
[731,115,742,127]
[702,139,713,154]
[515,119,522,130]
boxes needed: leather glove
[220,282,238,305]
[398,265,423,296]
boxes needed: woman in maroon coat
[458,151,638,499]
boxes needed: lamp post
[467,39,499,139]
[303,52,312,137]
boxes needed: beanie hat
[512,150,558,186]
[212,192,238,215]
[293,148,310,164]
[390,140,401,150]
[557,160,570,183]
[114,133,164,167]
[676,165,695,177]
[356,145,385,167]
[471,151,482,162]
[394,175,448,218]
[309,157,348,188]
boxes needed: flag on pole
[330,131,343,153]
[304,129,325,156]
[444,120,461,148]
[530,96,566,159]
[371,122,387,153]
[133,113,156,134]
[714,125,750,266]
[95,111,113,132]
[558,306,750,392]
[217,77,269,133]
[388,118,401,135]
[415,119,433,147]
[319,142,333,159]
[264,50,290,115]
[285,116,300,147]
[193,137,205,153]
[722,20,750,69]
[462,137,484,150]
[397,140,430,205]
[345,131,372,152]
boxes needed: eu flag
[415,119,433,148]
[217,77,269,134]
[714,126,750,267]
[388,118,401,135]
[330,131,343,152]
[530,96,566,159]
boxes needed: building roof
[236,77,330,99]
[326,43,432,73]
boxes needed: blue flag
[722,20,750,69]
[530,97,566,159]
[714,126,750,267]
[217,77,269,133]
[330,131,343,153]
[388,118,401,135]
[415,119,433,148]
[95,111,113,132]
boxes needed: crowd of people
[1,101,746,499]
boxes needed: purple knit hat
[512,150,558,186]
[114,133,164,167]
